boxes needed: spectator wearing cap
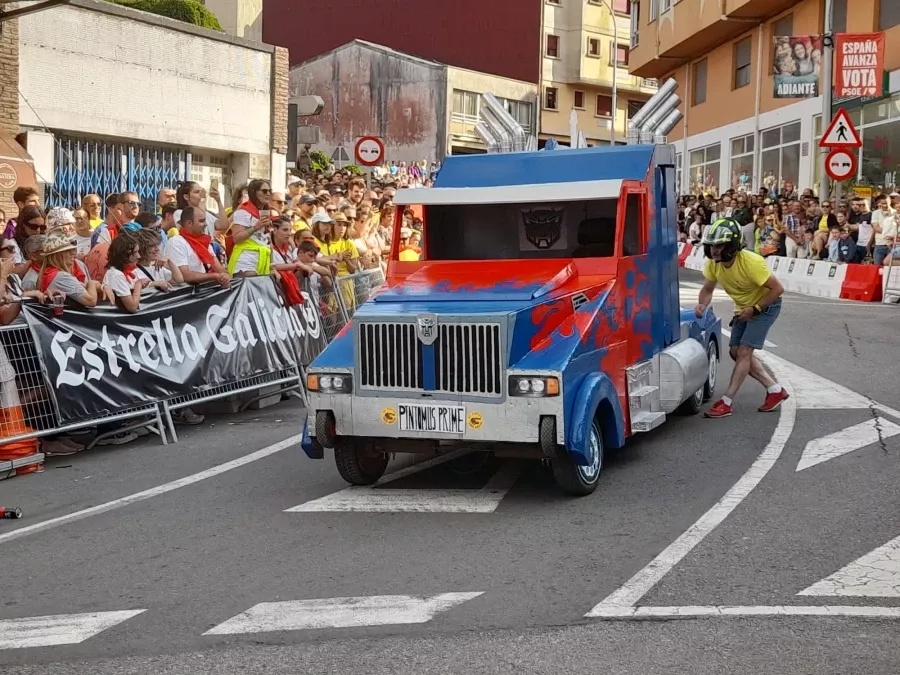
[47,206,77,237]
[293,193,316,232]
[287,176,305,204]
[20,235,47,292]
[329,185,345,208]
[5,187,41,241]
[72,209,93,255]
[40,232,107,306]
[164,207,229,287]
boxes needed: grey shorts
[729,299,782,350]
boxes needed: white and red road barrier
[677,243,887,303]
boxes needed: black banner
[21,277,327,423]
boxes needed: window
[588,38,601,57]
[546,34,560,58]
[692,59,707,106]
[544,87,559,110]
[760,122,801,195]
[730,134,755,192]
[649,0,658,22]
[574,91,586,109]
[772,14,793,37]
[688,144,721,195]
[547,0,561,4]
[500,98,535,134]
[880,0,900,30]
[452,90,479,117]
[660,0,671,11]
[613,0,631,12]
[596,94,613,117]
[832,0,847,33]
[630,1,640,47]
[622,193,644,256]
[612,44,629,67]
[627,100,643,119]
[676,153,683,194]
[733,37,751,89]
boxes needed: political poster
[834,33,885,99]
[773,35,823,99]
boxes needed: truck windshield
[414,198,621,261]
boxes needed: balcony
[628,0,801,78]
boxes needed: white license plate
[397,404,466,434]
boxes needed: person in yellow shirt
[325,212,359,311]
[695,217,787,419]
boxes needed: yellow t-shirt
[90,218,103,230]
[293,217,310,233]
[324,238,358,276]
[818,214,829,231]
[703,249,770,311]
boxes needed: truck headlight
[509,375,559,397]
[307,373,352,394]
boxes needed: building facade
[264,0,542,85]
[628,0,900,195]
[12,0,288,214]
[541,0,658,147]
[289,40,538,164]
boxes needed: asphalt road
[1,274,898,674]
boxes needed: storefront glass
[729,134,754,193]
[676,152,683,194]
[689,143,721,195]
[760,121,801,195]
[859,94,900,191]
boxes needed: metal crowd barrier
[0,267,387,472]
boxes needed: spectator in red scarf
[269,217,305,306]
[163,207,230,287]
[39,233,108,306]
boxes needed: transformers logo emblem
[522,208,564,250]
[416,314,438,345]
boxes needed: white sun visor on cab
[392,179,624,206]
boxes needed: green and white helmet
[701,217,743,262]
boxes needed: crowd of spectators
[678,184,899,267]
[0,163,432,463]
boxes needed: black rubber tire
[703,339,719,402]
[334,437,388,486]
[539,416,558,457]
[315,410,336,449]
[551,418,603,496]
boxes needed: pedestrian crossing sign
[819,108,861,148]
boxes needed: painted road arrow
[797,417,900,471]
[799,535,900,598]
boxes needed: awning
[0,131,38,204]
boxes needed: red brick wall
[262,0,541,84]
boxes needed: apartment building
[541,0,658,147]
[629,0,900,195]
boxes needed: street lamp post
[597,0,619,145]
[819,0,835,200]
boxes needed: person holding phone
[229,179,275,276]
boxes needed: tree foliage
[107,0,223,31]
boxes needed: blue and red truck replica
[301,99,721,496]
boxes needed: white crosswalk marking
[799,535,900,598]
[796,417,900,471]
[287,451,523,513]
[203,593,484,635]
[0,610,145,650]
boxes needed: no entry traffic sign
[354,136,385,167]
[825,149,857,182]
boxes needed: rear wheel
[703,339,719,401]
[334,437,388,486]
[551,418,603,496]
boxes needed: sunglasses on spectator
[122,200,140,207]
[0,245,14,254]
[258,188,271,195]
[26,220,47,231]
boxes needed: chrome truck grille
[358,321,503,396]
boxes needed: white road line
[585,351,796,614]
[797,417,900,471]
[203,592,484,635]
[760,352,874,410]
[720,327,777,349]
[0,435,300,546]
[588,605,900,619]
[799,534,900,598]
[0,610,145,650]
[287,450,523,513]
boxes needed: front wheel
[334,437,388,485]
[703,338,719,402]
[551,418,603,496]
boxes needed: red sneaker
[704,399,733,418]
[758,389,789,412]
